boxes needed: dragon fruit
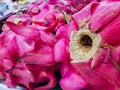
[1,0,120,90]
[56,1,120,90]
[0,5,57,89]
[2,14,32,31]
[0,0,65,89]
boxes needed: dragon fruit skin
[60,61,88,90]
[47,0,102,14]
[112,46,120,66]
[24,0,101,32]
[30,70,57,90]
[0,21,57,89]
[56,1,120,90]
[0,0,67,89]
[0,29,58,89]
[56,20,79,40]
[0,31,34,88]
[1,0,120,90]
[71,1,120,62]
[73,1,120,45]
[0,1,63,89]
[54,10,85,90]
[2,14,32,31]
[26,64,57,90]
[24,1,65,32]
[72,62,117,90]
[54,38,70,63]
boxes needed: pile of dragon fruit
[0,0,120,90]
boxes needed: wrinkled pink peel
[91,48,110,68]
[89,1,120,32]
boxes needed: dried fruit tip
[70,26,101,63]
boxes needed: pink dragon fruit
[0,24,57,89]
[1,0,120,90]
[56,1,120,90]
[24,1,65,32]
[0,0,65,89]
[60,61,88,90]
[47,0,102,14]
[0,11,57,90]
[2,14,32,31]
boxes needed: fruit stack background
[0,0,120,90]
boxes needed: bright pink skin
[2,65,57,89]
[54,38,69,62]
[72,62,116,90]
[5,22,40,41]
[112,46,120,66]
[5,32,35,57]
[72,2,99,28]
[0,25,57,89]
[47,0,85,14]
[97,61,120,87]
[39,31,57,46]
[6,14,31,26]
[56,21,78,40]
[26,64,57,90]
[0,58,12,71]
[2,73,18,88]
[0,47,9,59]
[3,68,34,89]
[60,71,87,90]
[0,31,34,88]
[24,0,101,33]
[0,31,57,89]
[0,58,12,80]
[5,21,57,47]
[99,14,120,45]
[2,14,31,31]
[73,1,120,45]
[57,1,120,90]
[47,0,101,14]
[1,0,120,90]
[0,1,63,89]
[91,48,110,68]
[25,1,65,32]
[73,1,120,33]
[88,1,120,32]
[91,47,120,87]
[0,31,35,59]
[32,71,56,90]
[60,62,88,90]
[19,45,55,65]
[103,0,120,2]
